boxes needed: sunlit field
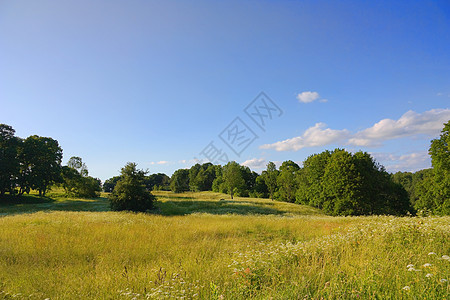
[0,191,448,299]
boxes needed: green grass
[0,190,448,299]
[0,188,111,215]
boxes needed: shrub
[109,163,155,212]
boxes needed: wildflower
[402,286,410,291]
[423,263,432,267]
[440,279,447,283]
[428,252,436,255]
[406,264,414,268]
[442,255,450,261]
[425,273,433,278]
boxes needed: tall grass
[0,191,448,299]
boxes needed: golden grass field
[0,190,448,299]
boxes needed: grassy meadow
[0,190,448,299]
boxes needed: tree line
[2,120,448,215]
[106,120,449,216]
[0,124,101,198]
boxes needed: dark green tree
[320,150,410,216]
[109,162,155,212]
[144,173,170,191]
[252,175,269,198]
[18,135,63,196]
[222,161,245,199]
[61,157,101,198]
[415,120,450,214]
[103,176,122,193]
[67,156,88,176]
[212,165,227,193]
[188,163,216,191]
[277,160,300,202]
[170,169,190,193]
[296,150,332,207]
[262,162,279,200]
[0,124,20,196]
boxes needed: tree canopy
[109,162,155,212]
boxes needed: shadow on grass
[0,194,110,215]
[156,199,284,216]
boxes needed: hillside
[0,191,448,299]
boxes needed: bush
[109,163,155,212]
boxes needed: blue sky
[1,0,449,181]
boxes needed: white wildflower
[440,279,448,283]
[402,286,410,291]
[428,252,436,255]
[423,263,432,267]
[406,264,414,268]
[442,255,450,261]
[426,273,433,278]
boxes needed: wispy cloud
[261,109,450,151]
[242,158,267,169]
[150,160,171,165]
[261,122,349,151]
[370,151,431,173]
[297,91,327,103]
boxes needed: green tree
[0,124,20,196]
[222,161,245,199]
[18,135,63,196]
[67,156,88,176]
[61,157,101,198]
[262,162,279,200]
[103,176,122,193]
[320,150,410,216]
[296,150,332,207]
[144,173,170,191]
[170,169,190,193]
[252,175,269,198]
[416,120,450,214]
[109,162,155,212]
[277,160,300,202]
[212,165,227,193]
[188,163,216,191]
[239,165,258,197]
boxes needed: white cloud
[260,108,449,152]
[296,91,320,103]
[260,122,350,151]
[371,151,431,173]
[242,158,267,169]
[150,160,171,165]
[349,109,450,147]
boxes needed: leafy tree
[222,161,245,199]
[0,124,20,196]
[277,160,300,202]
[189,163,216,191]
[251,175,269,198]
[262,162,278,200]
[170,169,190,193]
[109,162,155,212]
[61,166,82,196]
[239,166,258,197]
[415,120,450,214]
[212,165,227,193]
[296,150,332,207]
[320,150,410,216]
[103,176,122,193]
[144,173,170,191]
[77,176,101,198]
[18,135,63,196]
[67,156,88,176]
[61,157,101,198]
